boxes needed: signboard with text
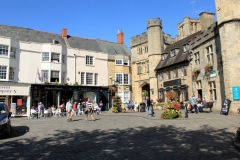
[232,86,240,100]
[220,99,231,115]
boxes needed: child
[31,106,38,119]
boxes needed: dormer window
[161,53,167,61]
[183,44,189,53]
[170,48,179,57]
[115,59,129,66]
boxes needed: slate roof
[155,31,201,71]
[0,24,130,56]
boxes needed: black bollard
[184,104,188,118]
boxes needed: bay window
[115,73,131,85]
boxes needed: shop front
[158,79,189,103]
[30,84,110,113]
[0,82,30,116]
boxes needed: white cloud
[190,0,196,4]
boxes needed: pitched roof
[0,24,130,56]
[155,31,201,71]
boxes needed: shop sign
[124,86,129,90]
[209,70,217,78]
[0,86,17,94]
[232,86,240,100]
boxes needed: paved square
[0,110,240,159]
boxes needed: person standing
[190,94,198,114]
[85,98,95,121]
[72,102,77,116]
[66,99,73,121]
[145,97,151,116]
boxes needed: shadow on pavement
[0,126,29,140]
[0,125,239,159]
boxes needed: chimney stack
[117,30,124,44]
[61,28,67,38]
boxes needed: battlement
[190,22,218,49]
[163,33,175,44]
[130,32,148,48]
[147,18,162,28]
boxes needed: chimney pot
[61,28,67,38]
[117,30,124,44]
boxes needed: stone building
[130,0,240,113]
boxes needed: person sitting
[31,106,38,119]
[134,102,138,112]
[124,102,129,112]
[93,102,99,115]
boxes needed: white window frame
[0,45,8,57]
[115,73,131,85]
[86,73,93,85]
[94,73,98,85]
[51,53,60,63]
[173,69,178,78]
[0,66,7,80]
[195,52,200,65]
[181,66,187,76]
[115,59,123,65]
[159,73,163,81]
[206,45,214,64]
[9,67,14,80]
[196,80,202,90]
[183,44,189,53]
[209,81,217,100]
[10,47,16,58]
[42,52,49,62]
[123,92,131,103]
[51,70,59,82]
[86,56,93,66]
[166,71,171,80]
[81,72,85,85]
[41,70,49,82]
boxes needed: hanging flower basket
[192,68,200,77]
[205,64,213,72]
[108,86,116,92]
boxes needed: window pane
[86,56,93,65]
[86,73,93,85]
[124,74,128,84]
[51,53,60,62]
[81,72,85,84]
[115,59,122,65]
[94,73,98,85]
[0,66,7,79]
[124,92,130,103]
[41,70,48,82]
[0,45,8,56]
[42,52,49,61]
[116,74,122,84]
[10,47,16,58]
[9,67,14,80]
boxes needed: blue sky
[1,0,216,49]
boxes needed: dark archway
[142,84,150,102]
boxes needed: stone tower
[215,0,240,112]
[147,18,164,100]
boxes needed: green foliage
[111,95,122,113]
[54,79,59,85]
[73,82,79,86]
[45,79,49,84]
[142,90,148,97]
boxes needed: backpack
[40,105,44,110]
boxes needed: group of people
[30,99,104,122]
[124,100,138,112]
[188,94,207,114]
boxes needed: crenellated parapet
[163,33,175,44]
[147,18,162,29]
[130,32,148,48]
[189,22,218,49]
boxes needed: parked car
[0,102,12,137]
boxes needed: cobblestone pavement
[0,110,240,160]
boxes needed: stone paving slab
[0,110,240,159]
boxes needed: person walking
[190,94,198,114]
[85,98,95,121]
[66,99,73,121]
[145,97,151,116]
[72,102,77,116]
